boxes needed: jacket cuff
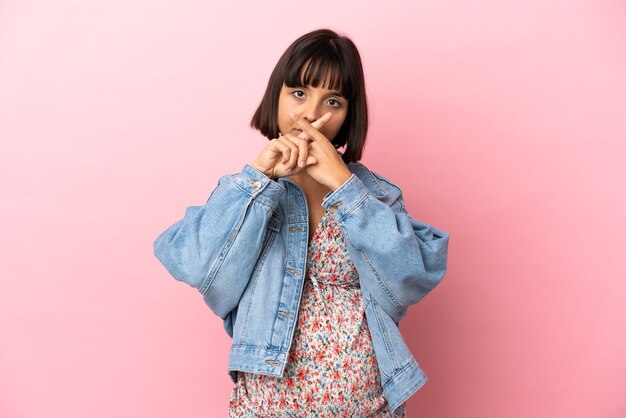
[321,173,370,220]
[232,164,286,209]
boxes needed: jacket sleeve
[321,170,449,319]
[153,163,286,319]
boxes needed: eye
[291,90,342,108]
[328,99,341,108]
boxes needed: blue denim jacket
[153,161,449,414]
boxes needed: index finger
[292,112,332,142]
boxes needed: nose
[301,100,322,123]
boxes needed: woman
[153,28,450,417]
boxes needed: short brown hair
[250,28,369,163]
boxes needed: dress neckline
[309,210,329,245]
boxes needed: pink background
[1,1,625,417]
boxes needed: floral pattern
[228,210,406,417]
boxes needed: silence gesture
[251,112,333,179]
[288,111,352,191]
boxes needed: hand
[288,111,352,191]
[251,113,333,179]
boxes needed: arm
[321,171,449,319]
[153,163,286,319]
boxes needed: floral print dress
[228,210,407,417]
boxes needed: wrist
[329,169,352,191]
[251,163,274,180]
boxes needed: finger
[271,138,291,164]
[293,112,332,141]
[290,111,332,143]
[284,134,310,167]
[311,111,332,129]
[277,136,299,168]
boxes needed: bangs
[284,55,353,99]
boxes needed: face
[277,81,349,142]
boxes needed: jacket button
[329,203,341,213]
[247,179,262,189]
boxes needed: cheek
[334,113,348,129]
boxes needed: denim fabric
[153,161,449,414]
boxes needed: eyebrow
[328,91,346,98]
